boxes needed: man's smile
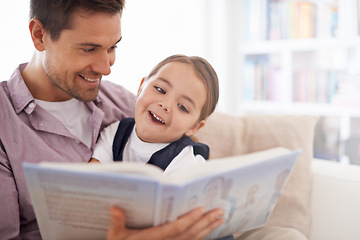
[79,75,101,83]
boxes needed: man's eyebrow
[79,42,101,47]
[78,37,122,48]
[115,37,122,45]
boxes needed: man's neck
[21,52,72,102]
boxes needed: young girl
[90,54,219,176]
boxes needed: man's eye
[82,48,95,53]
[109,45,117,52]
[155,86,166,94]
[178,104,189,113]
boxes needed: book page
[169,147,297,183]
[24,164,163,240]
[167,148,301,239]
[39,161,166,179]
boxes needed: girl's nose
[159,102,170,112]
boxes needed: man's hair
[147,54,219,122]
[30,0,125,40]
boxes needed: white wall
[0,2,34,80]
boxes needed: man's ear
[29,19,46,52]
[137,77,146,97]
[185,120,206,137]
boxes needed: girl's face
[135,62,206,143]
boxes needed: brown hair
[147,54,219,121]
[30,0,125,40]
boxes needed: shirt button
[75,140,80,144]
[29,102,35,109]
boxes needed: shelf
[238,101,360,117]
[239,38,360,55]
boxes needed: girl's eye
[155,86,166,94]
[178,104,189,113]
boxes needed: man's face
[41,11,122,101]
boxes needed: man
[0,0,224,239]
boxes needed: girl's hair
[30,0,125,41]
[147,54,219,121]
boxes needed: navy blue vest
[112,118,209,170]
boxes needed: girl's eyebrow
[158,77,172,87]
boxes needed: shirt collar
[7,63,35,114]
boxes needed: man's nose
[91,52,114,76]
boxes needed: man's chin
[73,91,99,102]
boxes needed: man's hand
[107,206,224,240]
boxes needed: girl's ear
[185,120,206,137]
[29,19,46,52]
[137,77,146,97]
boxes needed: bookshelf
[232,0,360,163]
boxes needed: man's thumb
[107,206,127,240]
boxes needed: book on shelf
[242,0,338,41]
[242,54,282,102]
[332,77,360,107]
[244,0,267,42]
[267,0,285,40]
[23,147,301,240]
[292,68,339,103]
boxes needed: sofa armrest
[310,159,360,240]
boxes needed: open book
[23,147,301,240]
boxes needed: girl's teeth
[151,112,165,124]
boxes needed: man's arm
[107,206,224,240]
[0,147,22,239]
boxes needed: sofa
[310,158,360,240]
[194,112,360,240]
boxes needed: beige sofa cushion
[194,112,317,239]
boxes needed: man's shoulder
[99,80,122,89]
[99,80,129,91]
[0,81,11,103]
[0,80,8,91]
[99,81,136,101]
[98,81,136,109]
[97,81,136,125]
